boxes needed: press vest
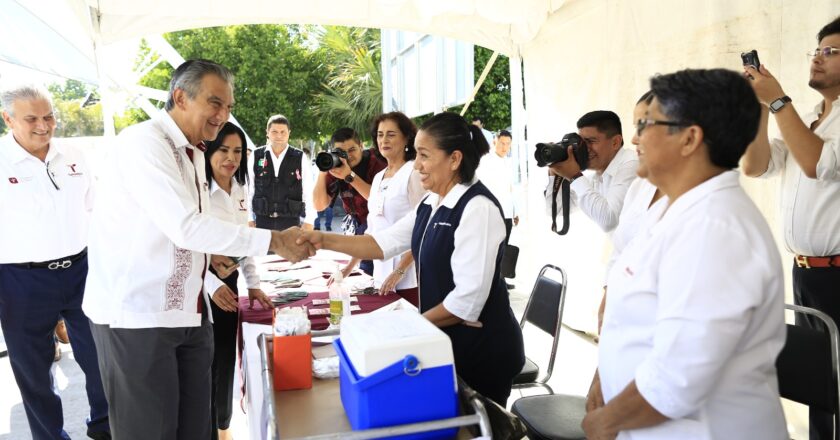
[252,146,305,230]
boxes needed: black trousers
[501,218,514,280]
[793,263,840,440]
[209,268,240,433]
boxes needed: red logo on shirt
[66,164,83,176]
[8,177,18,184]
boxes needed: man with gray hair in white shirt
[83,59,313,440]
[0,84,110,440]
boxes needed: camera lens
[315,151,339,171]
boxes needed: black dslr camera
[316,149,349,171]
[534,132,590,170]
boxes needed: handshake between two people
[209,227,333,278]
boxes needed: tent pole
[460,51,499,116]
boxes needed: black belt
[9,248,87,270]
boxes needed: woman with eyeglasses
[299,112,525,406]
[336,112,425,306]
[582,69,787,440]
[203,122,273,440]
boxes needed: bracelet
[395,268,406,276]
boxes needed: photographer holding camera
[543,110,638,234]
[313,127,386,275]
[247,114,315,231]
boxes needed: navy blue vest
[410,182,524,401]
[252,146,304,230]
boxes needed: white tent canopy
[10,0,840,330]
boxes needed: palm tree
[312,26,382,138]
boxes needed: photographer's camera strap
[551,176,571,235]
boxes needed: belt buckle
[795,255,811,269]
[48,260,72,270]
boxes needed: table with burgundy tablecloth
[237,250,413,439]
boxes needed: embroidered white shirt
[0,134,94,263]
[83,111,272,329]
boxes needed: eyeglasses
[635,119,690,136]
[807,46,840,60]
[45,161,60,191]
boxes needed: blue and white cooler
[333,309,459,439]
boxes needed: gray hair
[0,85,53,116]
[164,59,234,111]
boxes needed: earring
[404,146,409,152]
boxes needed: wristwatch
[769,96,792,114]
[344,171,356,184]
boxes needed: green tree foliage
[462,46,511,132]
[48,80,104,137]
[310,26,382,139]
[0,117,7,136]
[120,26,332,144]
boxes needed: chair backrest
[518,264,568,384]
[520,264,567,337]
[776,304,840,435]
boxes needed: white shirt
[762,97,840,256]
[204,178,261,296]
[604,178,663,282]
[370,181,506,322]
[476,151,516,218]
[83,111,272,329]
[246,144,316,225]
[600,171,787,440]
[544,148,638,233]
[0,134,94,263]
[366,162,424,290]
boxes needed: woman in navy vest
[299,112,525,405]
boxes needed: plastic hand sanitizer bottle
[329,269,350,326]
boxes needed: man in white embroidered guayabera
[582,69,788,440]
[82,59,314,440]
